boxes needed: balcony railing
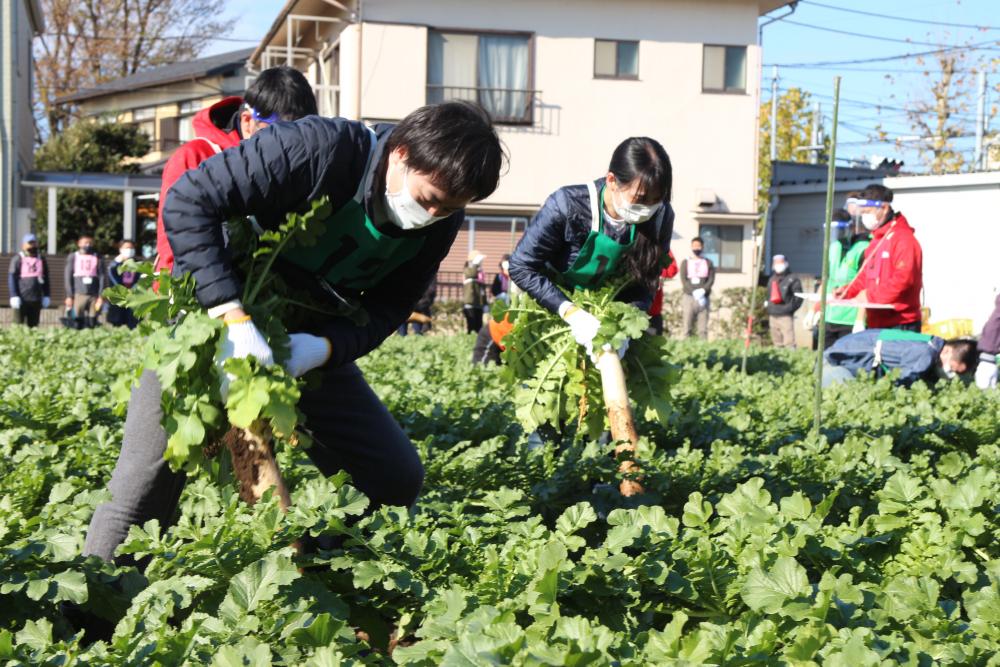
[426,85,537,125]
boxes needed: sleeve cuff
[979,352,996,363]
[207,300,243,318]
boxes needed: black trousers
[892,321,922,333]
[823,324,853,349]
[84,364,423,562]
[463,306,483,334]
[13,301,42,327]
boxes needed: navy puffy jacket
[162,116,463,367]
[508,179,674,314]
[823,329,944,386]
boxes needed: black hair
[859,183,893,203]
[386,101,506,202]
[605,137,672,293]
[118,238,135,246]
[244,66,318,121]
[691,236,704,245]
[833,208,851,222]
[945,339,978,372]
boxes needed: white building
[0,0,43,253]
[248,0,791,292]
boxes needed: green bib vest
[559,182,636,290]
[279,128,425,292]
[824,238,870,326]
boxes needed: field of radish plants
[2,325,999,665]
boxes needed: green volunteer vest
[559,183,636,290]
[877,329,932,344]
[279,128,425,291]
[824,238,870,326]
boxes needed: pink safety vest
[19,256,43,280]
[73,253,99,277]
[687,257,709,280]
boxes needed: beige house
[249,1,786,298]
[0,0,43,253]
[57,48,253,173]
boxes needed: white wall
[886,174,1000,330]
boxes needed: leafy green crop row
[1,329,998,665]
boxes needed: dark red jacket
[843,212,922,328]
[649,250,678,317]
[154,96,243,272]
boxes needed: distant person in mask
[680,237,714,340]
[835,184,922,331]
[765,254,803,349]
[491,254,512,304]
[508,136,674,359]
[82,101,506,565]
[8,233,50,328]
[106,239,140,329]
[463,250,488,333]
[821,206,870,346]
[64,235,105,329]
[822,329,976,388]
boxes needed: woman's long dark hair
[609,137,672,293]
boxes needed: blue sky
[206,0,1000,173]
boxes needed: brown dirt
[222,426,268,505]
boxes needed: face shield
[831,220,851,243]
[855,199,886,231]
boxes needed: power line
[798,0,1000,32]
[38,32,259,43]
[765,38,1000,68]
[780,19,959,48]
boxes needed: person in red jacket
[154,66,318,272]
[648,249,677,335]
[836,184,922,331]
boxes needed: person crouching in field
[822,329,976,388]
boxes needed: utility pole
[975,70,987,171]
[811,101,822,164]
[770,66,779,161]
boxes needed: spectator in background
[823,329,976,388]
[463,250,487,333]
[399,276,436,336]
[680,237,714,339]
[765,254,803,349]
[8,233,50,328]
[836,184,922,331]
[491,254,512,304]
[823,207,870,346]
[648,249,677,335]
[153,66,318,274]
[974,294,1000,389]
[64,235,104,329]
[106,239,139,329]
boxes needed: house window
[594,39,638,79]
[702,45,747,93]
[427,30,532,124]
[177,100,201,143]
[699,224,743,271]
[132,107,156,142]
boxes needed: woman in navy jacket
[508,137,674,354]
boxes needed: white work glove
[975,354,997,389]
[284,333,332,378]
[42,296,51,308]
[10,297,21,310]
[691,288,706,300]
[562,305,600,354]
[216,318,274,399]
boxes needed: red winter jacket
[842,212,922,329]
[649,250,678,317]
[154,96,243,272]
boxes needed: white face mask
[861,212,881,231]
[774,263,788,274]
[121,248,135,259]
[385,162,448,231]
[613,188,661,224]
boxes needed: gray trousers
[769,314,796,349]
[84,365,424,563]
[681,293,709,339]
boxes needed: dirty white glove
[10,297,21,310]
[216,318,274,399]
[975,354,997,389]
[284,333,332,378]
[561,303,600,353]
[42,296,51,308]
